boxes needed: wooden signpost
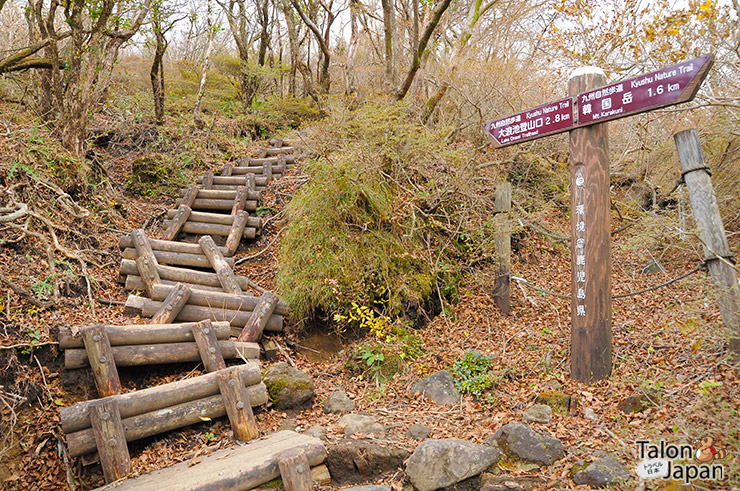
[483,54,715,383]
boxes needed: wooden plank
[568,67,612,383]
[89,399,130,483]
[64,340,259,369]
[60,364,262,433]
[175,197,258,212]
[150,283,191,324]
[59,321,231,349]
[278,448,312,491]
[675,129,740,354]
[66,384,269,457]
[93,431,326,491]
[202,171,214,189]
[122,248,235,269]
[191,320,227,372]
[217,367,258,441]
[119,235,230,256]
[161,204,191,241]
[493,183,511,315]
[226,211,249,255]
[133,284,290,315]
[200,235,242,294]
[83,325,122,397]
[181,185,199,208]
[238,292,278,342]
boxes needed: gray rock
[263,362,314,409]
[406,439,501,491]
[583,407,598,420]
[572,455,631,487]
[641,258,663,274]
[406,423,432,440]
[338,414,385,436]
[480,474,546,491]
[522,404,552,424]
[411,370,461,406]
[486,423,564,466]
[326,439,410,485]
[305,424,327,440]
[340,486,391,491]
[324,390,355,414]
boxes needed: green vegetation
[450,350,494,399]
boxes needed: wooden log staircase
[58,139,327,490]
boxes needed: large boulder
[572,455,631,487]
[263,362,314,409]
[486,423,564,466]
[411,370,461,406]
[405,439,501,491]
[326,439,410,485]
[337,414,385,436]
[324,390,355,414]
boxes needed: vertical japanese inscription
[574,167,587,318]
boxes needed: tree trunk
[194,4,214,130]
[345,0,360,94]
[150,21,167,125]
[381,0,395,88]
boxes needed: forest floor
[0,118,738,490]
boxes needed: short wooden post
[568,67,612,383]
[263,162,273,183]
[162,205,192,241]
[89,399,130,483]
[202,171,214,189]
[674,129,740,354]
[278,448,313,491]
[222,163,234,176]
[226,211,249,256]
[151,283,191,324]
[217,366,258,441]
[246,173,256,191]
[231,186,249,215]
[181,185,199,208]
[200,235,242,294]
[493,183,512,314]
[191,320,226,372]
[132,229,161,297]
[82,325,122,397]
[238,292,278,342]
[277,154,287,174]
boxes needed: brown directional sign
[483,54,714,148]
[484,98,574,148]
[577,54,714,125]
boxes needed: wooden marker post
[493,183,512,314]
[674,129,740,355]
[567,67,612,383]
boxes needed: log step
[121,248,235,269]
[241,155,296,166]
[119,260,259,292]
[165,209,262,229]
[178,188,261,201]
[59,321,232,349]
[92,431,325,490]
[161,219,258,240]
[118,236,230,256]
[175,197,258,212]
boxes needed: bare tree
[194,0,216,129]
[289,0,336,93]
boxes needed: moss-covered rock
[263,362,314,409]
[126,153,185,196]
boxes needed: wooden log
[211,184,265,192]
[132,230,160,298]
[161,205,191,241]
[277,154,288,174]
[568,67,612,383]
[247,155,296,166]
[191,320,226,372]
[256,148,268,158]
[270,137,284,147]
[266,146,295,155]
[238,292,278,342]
[493,183,512,315]
[175,197,258,212]
[222,163,233,176]
[176,221,258,240]
[120,260,257,291]
[65,383,269,457]
[64,340,259,369]
[165,209,262,229]
[675,129,740,354]
[124,296,284,331]
[202,171,214,189]
[310,464,331,485]
[119,235,230,256]
[262,338,278,361]
[150,283,191,324]
[60,364,262,433]
[246,173,257,191]
[213,175,268,187]
[125,275,242,294]
[200,235,242,294]
[232,186,249,215]
[278,448,312,491]
[122,248,234,269]
[181,185,199,208]
[226,210,249,255]
[59,321,231,349]
[83,325,122,397]
[90,399,130,483]
[178,188,261,201]
[133,283,290,315]
[90,431,325,491]
[230,166,284,176]
[262,162,273,183]
[217,367,258,441]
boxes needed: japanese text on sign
[484,98,573,147]
[574,167,587,317]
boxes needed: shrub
[450,350,494,398]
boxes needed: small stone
[340,486,392,491]
[411,370,461,406]
[406,439,501,491]
[278,419,297,431]
[305,424,327,440]
[486,423,564,466]
[338,414,385,436]
[534,391,577,415]
[522,404,552,424]
[263,362,315,409]
[406,423,432,440]
[583,407,598,420]
[480,474,546,491]
[572,455,631,487]
[324,391,355,414]
[641,258,663,274]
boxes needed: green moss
[126,153,186,196]
[534,391,574,415]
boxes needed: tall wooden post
[493,183,512,314]
[674,129,740,355]
[567,68,612,383]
